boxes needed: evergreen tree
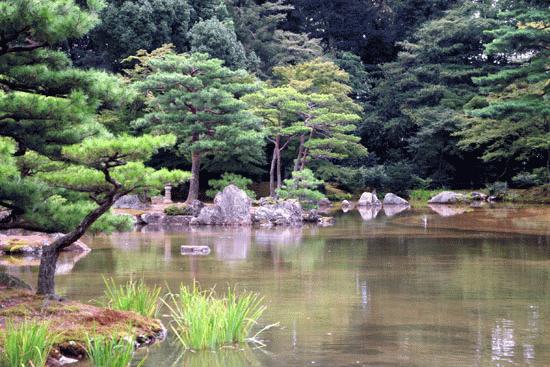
[458,5,550,182]
[273,58,366,171]
[0,0,189,295]
[132,50,265,202]
[228,0,322,75]
[77,0,191,68]
[243,86,309,196]
[188,18,250,70]
[361,3,497,187]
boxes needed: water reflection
[383,205,410,217]
[357,206,380,221]
[429,204,469,217]
[37,207,550,367]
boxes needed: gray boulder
[188,200,205,216]
[140,212,166,225]
[318,198,332,207]
[191,185,252,225]
[303,209,321,223]
[358,192,381,207]
[383,193,409,205]
[252,200,303,226]
[113,195,149,210]
[428,191,466,204]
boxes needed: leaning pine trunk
[294,135,305,172]
[37,195,119,295]
[275,136,282,190]
[186,150,201,203]
[269,143,277,197]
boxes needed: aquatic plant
[163,283,267,350]
[1,320,54,367]
[101,277,162,318]
[85,334,145,367]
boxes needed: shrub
[1,320,54,367]
[486,181,508,199]
[324,183,352,201]
[86,334,145,367]
[162,283,266,350]
[100,277,161,318]
[277,169,325,208]
[164,204,193,216]
[512,168,547,188]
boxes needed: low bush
[1,320,54,367]
[164,204,193,216]
[100,277,161,318]
[163,283,266,350]
[486,181,508,199]
[277,169,325,208]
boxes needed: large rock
[191,185,252,225]
[0,273,33,290]
[0,233,90,256]
[383,193,409,205]
[428,191,466,204]
[252,199,303,226]
[139,212,193,226]
[358,192,381,207]
[188,200,205,216]
[113,195,149,210]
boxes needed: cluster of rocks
[428,191,490,204]
[0,233,90,257]
[135,185,334,228]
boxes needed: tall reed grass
[85,334,145,367]
[163,283,267,350]
[101,277,161,318]
[1,320,54,367]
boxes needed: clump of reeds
[85,334,145,367]
[1,320,54,367]
[163,283,267,350]
[101,277,161,318]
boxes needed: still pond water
[7,205,550,366]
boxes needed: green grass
[163,283,267,350]
[408,189,444,203]
[1,320,54,367]
[100,277,161,318]
[85,334,145,367]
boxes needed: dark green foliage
[91,0,191,66]
[362,3,496,187]
[189,18,250,70]
[458,5,550,182]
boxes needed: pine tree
[243,86,310,195]
[273,58,366,171]
[458,5,550,181]
[0,0,189,295]
[132,50,264,202]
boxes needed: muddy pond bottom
[5,206,550,367]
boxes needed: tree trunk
[36,194,120,295]
[547,148,550,184]
[300,147,309,171]
[186,150,201,203]
[276,136,282,189]
[269,144,277,197]
[294,135,305,172]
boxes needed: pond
[4,205,550,366]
